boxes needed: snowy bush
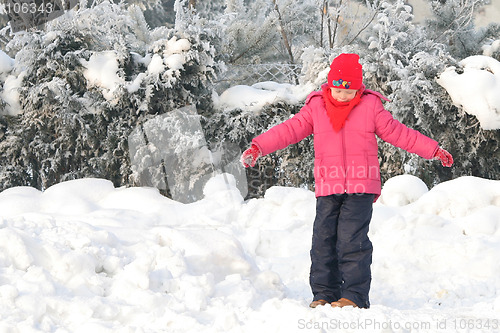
[0,1,218,192]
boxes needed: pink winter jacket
[252,85,439,199]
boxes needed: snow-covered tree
[0,0,218,192]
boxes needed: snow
[81,51,124,102]
[78,36,191,100]
[0,50,22,115]
[147,54,165,75]
[148,36,191,74]
[164,54,184,71]
[0,174,499,332]
[0,71,25,116]
[0,50,14,79]
[213,81,315,112]
[162,36,191,56]
[437,55,500,130]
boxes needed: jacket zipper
[341,127,347,193]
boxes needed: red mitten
[434,147,453,167]
[241,144,262,168]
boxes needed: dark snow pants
[309,193,375,308]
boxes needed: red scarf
[322,85,364,132]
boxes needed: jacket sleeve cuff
[431,144,440,159]
[251,140,264,156]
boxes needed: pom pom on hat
[327,53,363,90]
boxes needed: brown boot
[331,298,358,308]
[309,299,328,308]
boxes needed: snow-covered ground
[0,174,499,332]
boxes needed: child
[240,53,453,309]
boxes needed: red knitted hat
[327,53,363,90]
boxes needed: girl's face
[330,88,358,102]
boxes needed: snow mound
[410,176,500,218]
[41,178,116,215]
[0,175,499,331]
[437,55,500,130]
[0,186,42,217]
[378,174,428,206]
